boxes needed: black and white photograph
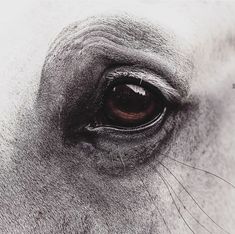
[0,0,235,233]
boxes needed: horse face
[0,1,235,233]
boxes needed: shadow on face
[0,1,235,233]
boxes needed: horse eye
[92,81,166,129]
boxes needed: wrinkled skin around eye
[0,1,235,234]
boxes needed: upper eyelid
[39,16,191,120]
[105,67,181,102]
[48,16,190,92]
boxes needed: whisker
[154,167,195,233]
[163,155,235,189]
[136,172,172,234]
[117,152,126,173]
[154,166,213,234]
[157,160,231,234]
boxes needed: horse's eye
[90,77,167,130]
[103,83,165,127]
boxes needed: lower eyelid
[84,109,179,176]
[85,107,167,133]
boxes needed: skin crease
[1,0,235,233]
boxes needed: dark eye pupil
[104,83,164,127]
[110,85,150,112]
